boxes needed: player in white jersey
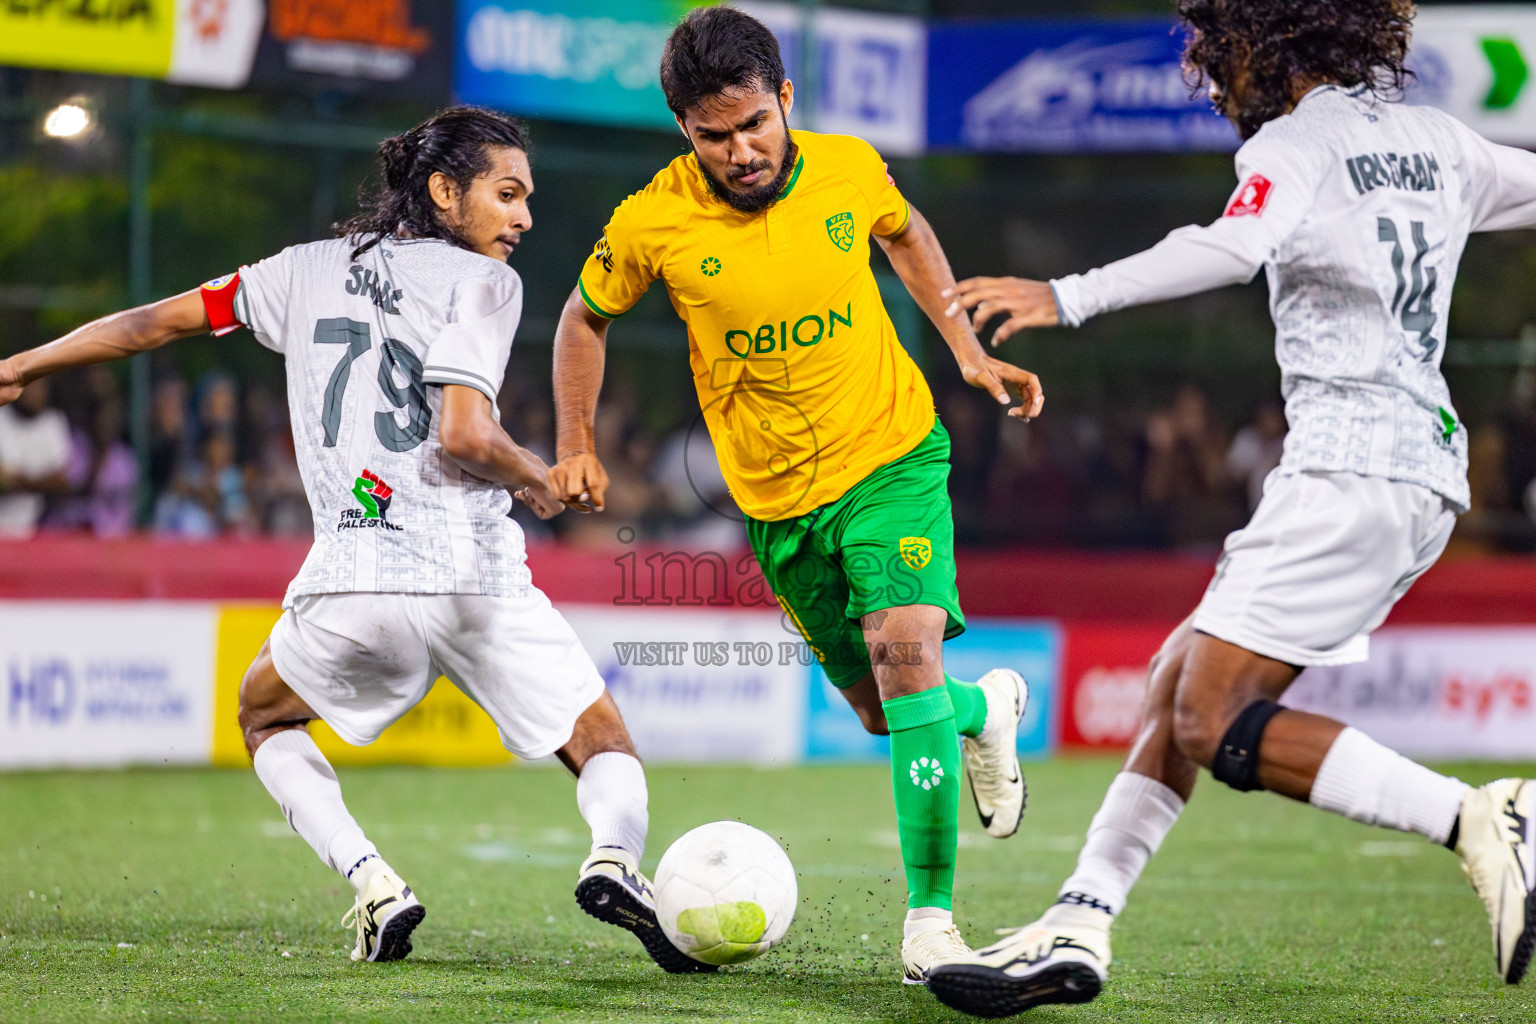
[929,1,1536,1015]
[0,107,708,974]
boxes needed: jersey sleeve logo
[1225,175,1274,218]
[200,271,242,337]
[593,232,614,273]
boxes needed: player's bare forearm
[437,385,564,519]
[0,290,209,404]
[878,206,989,365]
[552,289,610,459]
[549,289,612,511]
[879,206,1046,420]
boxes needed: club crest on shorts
[825,212,854,252]
[899,536,931,570]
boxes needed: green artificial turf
[2,758,1534,1023]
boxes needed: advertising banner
[456,0,691,131]
[456,1,925,154]
[739,2,927,156]
[567,606,807,763]
[210,606,512,768]
[248,0,453,97]
[1059,623,1167,750]
[804,618,1061,761]
[926,19,1238,153]
[0,0,263,88]
[1408,7,1536,148]
[0,603,216,769]
[1285,627,1536,761]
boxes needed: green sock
[883,687,962,911]
[945,674,988,738]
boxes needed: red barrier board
[1058,623,1169,749]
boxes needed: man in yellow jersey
[549,6,1045,984]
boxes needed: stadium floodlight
[43,103,92,139]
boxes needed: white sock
[1309,727,1469,845]
[577,752,649,860]
[252,729,385,894]
[1049,772,1185,922]
[905,907,953,935]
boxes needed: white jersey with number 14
[1052,85,1536,511]
[221,235,531,606]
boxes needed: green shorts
[746,416,965,689]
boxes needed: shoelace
[965,730,1006,789]
[910,925,969,958]
[341,901,362,931]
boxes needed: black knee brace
[1210,700,1285,792]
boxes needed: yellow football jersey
[576,129,936,522]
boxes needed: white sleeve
[422,272,523,403]
[1051,134,1322,326]
[1451,118,1536,233]
[231,248,295,354]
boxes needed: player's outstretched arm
[877,205,1044,421]
[549,287,611,512]
[438,384,564,520]
[0,289,210,407]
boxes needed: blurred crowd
[5,366,1536,554]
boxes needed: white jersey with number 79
[202,236,531,605]
[1052,84,1536,512]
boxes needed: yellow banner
[211,606,512,768]
[0,0,175,79]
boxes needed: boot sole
[575,874,717,975]
[926,960,1103,1018]
[369,903,425,963]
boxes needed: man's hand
[513,478,566,520]
[943,277,1060,347]
[959,355,1045,421]
[0,359,23,408]
[549,451,608,513]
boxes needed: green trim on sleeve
[881,200,913,240]
[577,277,626,320]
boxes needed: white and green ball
[654,821,798,966]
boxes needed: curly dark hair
[1177,0,1416,139]
[340,106,529,259]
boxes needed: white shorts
[1192,471,1455,667]
[269,590,606,759]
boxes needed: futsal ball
[654,820,798,966]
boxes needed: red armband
[200,272,242,336]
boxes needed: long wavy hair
[340,106,529,259]
[1177,0,1416,138]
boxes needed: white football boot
[926,896,1111,1017]
[963,669,1029,838]
[341,868,425,962]
[1455,778,1536,984]
[901,918,974,986]
[575,847,715,974]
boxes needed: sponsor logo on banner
[167,0,264,89]
[249,0,452,95]
[740,2,927,156]
[457,0,679,131]
[805,619,1060,761]
[0,603,215,769]
[1284,627,1536,761]
[1408,7,1536,147]
[1060,624,1167,749]
[564,606,806,763]
[927,20,1240,153]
